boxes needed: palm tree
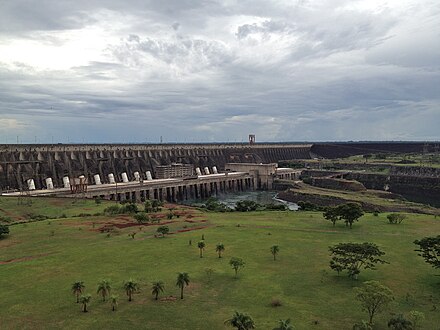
[176,272,190,299]
[97,279,111,302]
[151,281,165,300]
[224,311,256,329]
[123,279,139,302]
[71,281,85,303]
[198,241,206,258]
[79,294,91,313]
[216,243,225,258]
[110,294,118,311]
[273,318,294,330]
[270,245,280,261]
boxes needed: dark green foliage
[79,294,91,313]
[216,243,225,258]
[272,318,294,330]
[414,236,440,269]
[229,257,245,277]
[94,197,102,204]
[176,272,190,299]
[123,279,139,302]
[387,314,412,330]
[297,201,324,211]
[205,197,230,212]
[387,213,406,224]
[167,212,173,220]
[0,215,12,223]
[235,200,258,212]
[337,203,364,228]
[224,311,256,329]
[264,203,287,211]
[156,226,169,237]
[0,224,10,237]
[120,203,138,214]
[134,212,149,223]
[323,203,364,228]
[198,240,206,258]
[145,199,163,213]
[329,242,387,279]
[71,281,85,303]
[151,281,165,300]
[323,207,340,227]
[103,205,121,215]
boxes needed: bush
[387,213,406,224]
[0,215,12,223]
[120,203,138,214]
[134,212,149,224]
[298,201,324,211]
[0,224,10,237]
[94,197,102,204]
[104,205,121,215]
[235,200,259,212]
[264,203,287,211]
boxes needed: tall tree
[96,279,111,302]
[354,280,394,325]
[151,281,165,300]
[224,311,256,329]
[229,257,245,278]
[337,203,364,228]
[123,279,139,302]
[110,295,118,311]
[270,245,280,261]
[71,281,85,303]
[329,242,387,279]
[198,241,206,258]
[323,207,340,227]
[79,294,91,313]
[176,272,190,299]
[216,243,225,258]
[273,318,294,330]
[414,236,440,269]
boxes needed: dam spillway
[0,143,312,190]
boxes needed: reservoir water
[183,191,299,210]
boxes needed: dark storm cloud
[0,0,439,143]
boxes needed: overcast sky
[0,0,439,143]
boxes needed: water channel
[183,191,299,210]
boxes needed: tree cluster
[323,203,364,228]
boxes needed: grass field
[0,197,439,329]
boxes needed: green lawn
[0,198,439,329]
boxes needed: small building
[225,163,277,189]
[155,163,194,179]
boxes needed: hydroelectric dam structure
[0,141,435,201]
[0,143,312,191]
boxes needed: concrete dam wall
[0,143,312,190]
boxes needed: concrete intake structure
[0,143,312,191]
[1,142,431,191]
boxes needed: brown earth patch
[0,253,51,265]
[160,295,177,302]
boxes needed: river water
[183,191,299,210]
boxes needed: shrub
[104,205,121,215]
[120,203,138,214]
[134,212,149,224]
[235,200,259,212]
[264,203,287,211]
[0,224,10,237]
[387,213,406,224]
